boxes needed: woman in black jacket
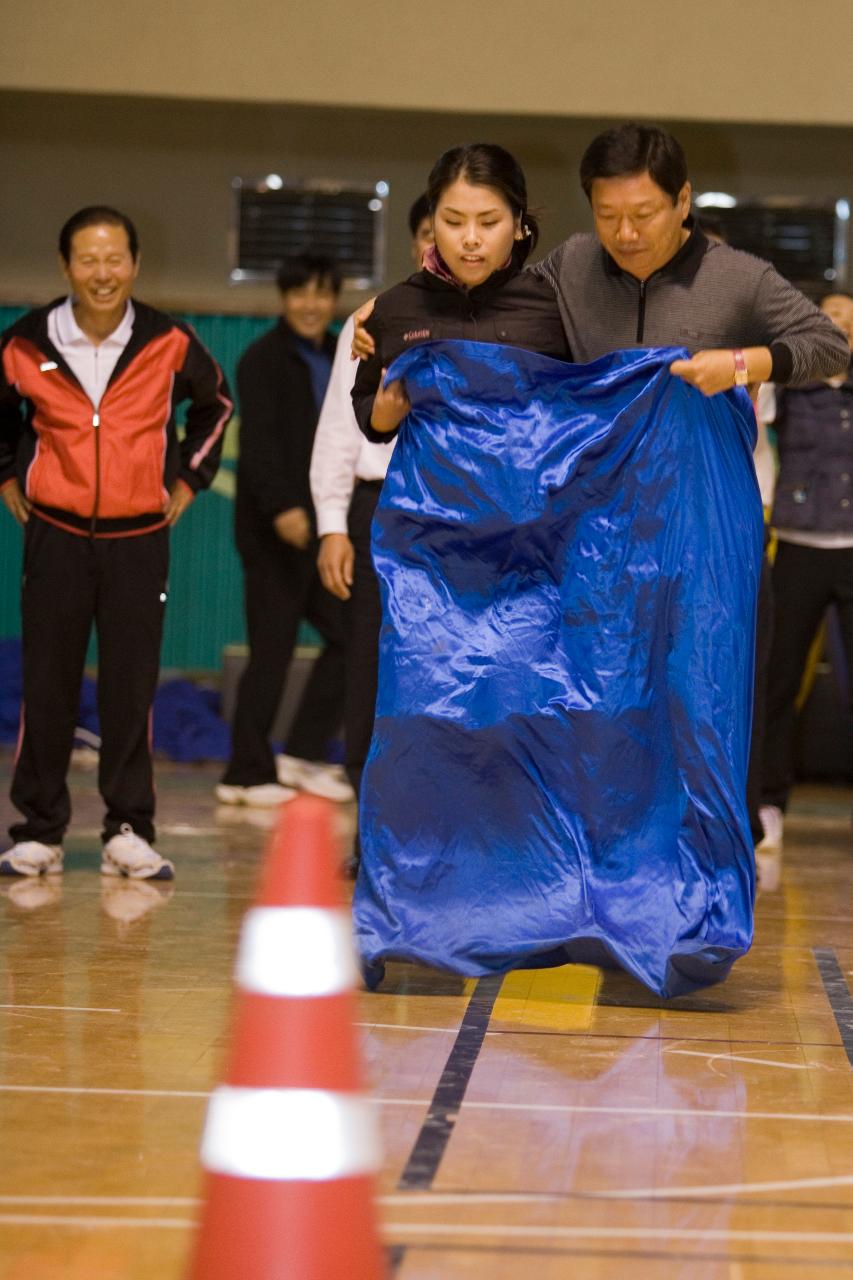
[352,142,569,440]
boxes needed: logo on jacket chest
[403,328,431,343]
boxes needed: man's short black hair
[579,124,689,204]
[276,253,342,295]
[408,193,430,236]
[59,206,139,263]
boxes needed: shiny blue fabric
[354,342,763,998]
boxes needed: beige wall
[1,90,851,315]
[2,1,853,127]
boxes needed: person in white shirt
[310,195,433,873]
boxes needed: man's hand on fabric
[670,347,773,397]
[371,376,411,433]
[318,533,355,600]
[669,350,742,396]
[1,480,32,525]
[164,481,195,525]
[274,506,312,549]
[351,299,377,360]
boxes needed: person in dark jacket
[217,254,350,808]
[352,145,567,440]
[0,206,231,880]
[759,293,853,849]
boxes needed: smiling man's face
[62,222,139,330]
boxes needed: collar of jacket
[601,215,707,285]
[5,296,179,393]
[410,254,524,303]
[275,316,337,360]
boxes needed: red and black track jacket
[0,298,232,536]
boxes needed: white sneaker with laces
[215,782,297,808]
[757,805,784,853]
[275,755,355,803]
[0,841,63,877]
[101,825,175,880]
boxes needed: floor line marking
[383,1099,853,1124]
[0,1196,200,1207]
[0,1085,211,1098]
[386,1222,853,1245]
[0,1214,194,1229]
[594,1173,853,1200]
[665,1048,809,1071]
[3,1085,853,1126]
[357,1022,460,1035]
[814,947,853,1069]
[396,973,504,1191]
[382,1176,853,1203]
[0,1004,123,1015]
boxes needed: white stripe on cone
[201,1086,381,1181]
[235,907,360,997]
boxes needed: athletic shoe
[275,754,356,803]
[757,805,784,853]
[0,841,63,877]
[101,825,175,881]
[215,782,297,808]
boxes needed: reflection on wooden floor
[1,757,852,1278]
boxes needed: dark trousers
[746,546,774,845]
[344,482,383,801]
[222,539,345,787]
[10,518,168,846]
[762,540,853,811]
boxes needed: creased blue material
[354,341,763,998]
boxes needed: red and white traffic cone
[187,794,386,1279]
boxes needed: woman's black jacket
[352,260,569,443]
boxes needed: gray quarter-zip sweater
[531,222,849,385]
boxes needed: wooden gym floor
[1,756,853,1278]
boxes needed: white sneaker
[757,805,784,853]
[0,841,64,877]
[215,782,297,808]
[275,755,355,803]
[101,825,174,880]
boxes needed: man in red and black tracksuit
[0,206,232,881]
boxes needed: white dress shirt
[310,314,395,537]
[47,297,135,409]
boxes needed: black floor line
[814,947,853,1068]
[396,973,504,1191]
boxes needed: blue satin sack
[354,341,764,998]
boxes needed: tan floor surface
[1,758,852,1278]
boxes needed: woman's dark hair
[579,124,688,204]
[408,193,430,236]
[276,253,342,295]
[59,206,139,263]
[426,143,539,262]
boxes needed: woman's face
[432,178,520,288]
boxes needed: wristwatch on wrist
[732,349,749,386]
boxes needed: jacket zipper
[636,280,647,343]
[90,410,100,536]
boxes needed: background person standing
[760,293,853,851]
[311,195,434,872]
[0,206,231,880]
[217,254,351,809]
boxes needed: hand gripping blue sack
[354,342,764,998]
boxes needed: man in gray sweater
[531,123,848,392]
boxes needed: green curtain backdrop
[0,305,327,672]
